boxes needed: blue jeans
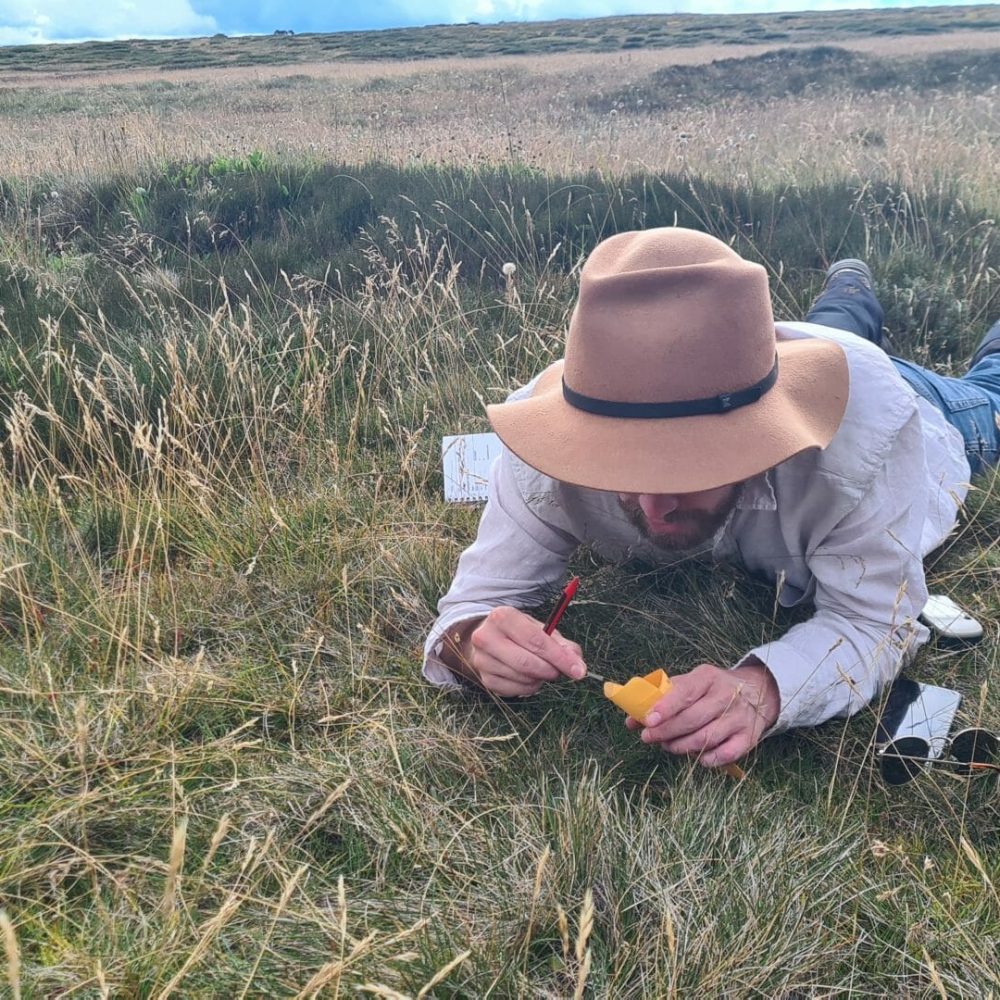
[805,272,1000,475]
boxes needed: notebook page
[441,432,502,502]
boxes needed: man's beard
[618,493,739,552]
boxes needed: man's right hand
[444,606,588,697]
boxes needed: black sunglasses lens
[879,736,930,786]
[949,728,999,774]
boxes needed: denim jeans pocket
[941,393,998,473]
[892,357,1000,476]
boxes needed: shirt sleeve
[423,449,580,688]
[738,413,932,732]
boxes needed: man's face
[617,483,742,551]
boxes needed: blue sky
[0,0,988,46]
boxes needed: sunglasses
[873,675,1000,786]
[877,727,1000,786]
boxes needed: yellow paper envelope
[603,668,672,724]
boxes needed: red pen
[543,576,579,635]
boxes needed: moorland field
[2,6,1000,997]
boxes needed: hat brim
[486,336,849,494]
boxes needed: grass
[3,38,1000,190]
[0,5,999,72]
[1,15,1000,998]
[593,44,1000,112]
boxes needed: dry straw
[1,910,20,1000]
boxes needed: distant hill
[2,4,1000,74]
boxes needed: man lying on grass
[423,227,1000,770]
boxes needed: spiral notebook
[441,432,502,502]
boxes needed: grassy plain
[0,4,998,72]
[1,9,1000,998]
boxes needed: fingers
[640,666,723,735]
[641,712,753,770]
[648,710,744,757]
[485,608,587,680]
[633,663,770,769]
[551,630,584,662]
[479,673,543,698]
[700,733,751,768]
[646,688,740,742]
[472,610,580,680]
[621,666,724,735]
[469,606,588,695]
[644,664,769,735]
[472,631,561,683]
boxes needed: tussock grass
[595,44,1000,112]
[1,22,1000,997]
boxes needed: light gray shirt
[423,322,971,732]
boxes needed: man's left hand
[627,661,780,767]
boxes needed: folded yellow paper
[603,668,672,723]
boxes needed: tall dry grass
[0,36,998,204]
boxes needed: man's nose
[638,493,680,520]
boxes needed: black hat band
[561,355,779,419]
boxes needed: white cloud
[418,0,966,21]
[0,0,218,44]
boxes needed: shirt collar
[736,470,777,511]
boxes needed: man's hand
[627,661,780,767]
[445,606,588,697]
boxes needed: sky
[0,0,989,46]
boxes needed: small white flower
[870,839,891,858]
[502,262,516,277]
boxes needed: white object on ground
[441,432,502,502]
[919,594,984,640]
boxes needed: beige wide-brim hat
[487,227,849,494]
